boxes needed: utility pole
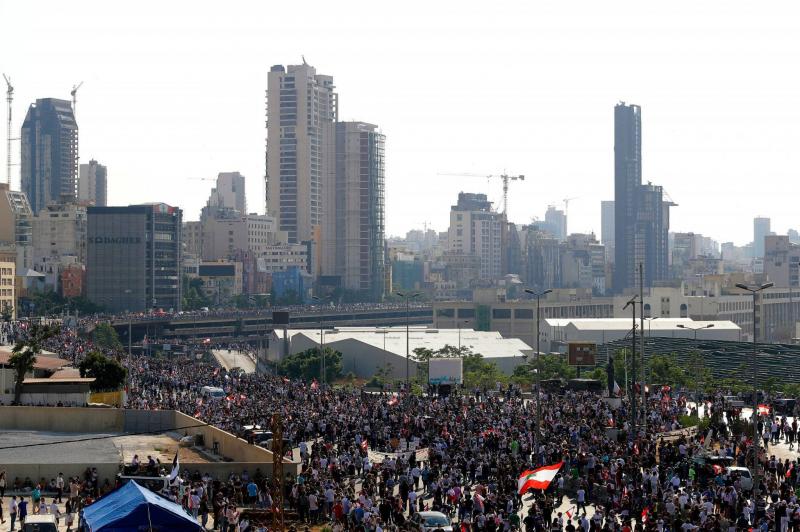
[524,288,552,462]
[735,282,773,503]
[639,263,646,433]
[271,413,285,532]
[623,295,638,436]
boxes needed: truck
[428,358,463,385]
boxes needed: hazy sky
[2,0,799,245]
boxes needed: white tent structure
[268,327,533,379]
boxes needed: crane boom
[437,171,525,215]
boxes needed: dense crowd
[3,317,800,532]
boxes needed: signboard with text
[568,342,596,366]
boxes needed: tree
[92,323,123,352]
[411,344,471,381]
[183,276,211,310]
[278,347,343,382]
[9,323,59,403]
[462,353,507,390]
[78,351,128,392]
[648,354,687,388]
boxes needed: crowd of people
[3,316,800,532]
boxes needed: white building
[268,327,532,379]
[447,193,502,282]
[542,318,742,348]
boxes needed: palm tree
[9,323,59,404]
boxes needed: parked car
[413,511,453,532]
[726,466,753,491]
[23,514,58,532]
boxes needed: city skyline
[2,0,800,246]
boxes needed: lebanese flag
[517,462,563,494]
[757,404,770,415]
[360,439,368,451]
[613,381,621,396]
[641,507,649,523]
[388,393,399,406]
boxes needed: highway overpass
[111,307,433,344]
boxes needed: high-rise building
[78,159,107,206]
[447,192,503,282]
[330,121,386,300]
[266,63,337,245]
[754,217,771,259]
[613,102,672,291]
[86,204,182,313]
[204,172,246,218]
[600,200,615,262]
[613,102,642,291]
[764,235,800,287]
[0,260,15,320]
[21,98,78,214]
[544,206,567,241]
[31,202,88,291]
[0,183,33,270]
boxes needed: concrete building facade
[266,63,337,245]
[0,183,34,270]
[78,159,107,206]
[764,234,800,288]
[86,204,182,313]
[754,217,771,259]
[0,261,15,319]
[447,192,502,282]
[21,98,79,214]
[31,202,88,271]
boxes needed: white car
[414,511,454,532]
[726,466,753,491]
[23,514,58,532]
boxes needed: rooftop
[287,327,532,359]
[545,318,741,331]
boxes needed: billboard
[568,342,596,366]
[429,358,463,385]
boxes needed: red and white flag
[517,462,563,494]
[388,393,399,406]
[613,381,621,396]
[757,404,770,415]
[360,439,368,451]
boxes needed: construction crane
[70,82,83,115]
[3,74,12,186]
[437,172,525,215]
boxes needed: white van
[200,386,226,400]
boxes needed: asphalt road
[211,349,256,374]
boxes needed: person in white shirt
[50,500,60,523]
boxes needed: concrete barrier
[0,406,301,482]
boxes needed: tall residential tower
[21,98,78,214]
[265,63,337,245]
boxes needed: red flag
[641,507,649,523]
[566,506,575,519]
[517,462,563,494]
[757,404,770,415]
[360,439,368,451]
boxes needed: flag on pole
[613,381,621,396]
[757,404,770,415]
[168,452,180,484]
[517,462,563,494]
[565,506,575,519]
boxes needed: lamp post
[396,291,421,387]
[677,323,715,341]
[643,316,658,433]
[623,296,638,434]
[311,295,330,384]
[524,288,552,460]
[735,281,773,502]
[457,319,470,350]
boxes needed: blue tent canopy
[81,480,202,532]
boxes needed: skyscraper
[754,216,771,259]
[266,63,337,245]
[205,171,246,217]
[544,206,567,241]
[613,102,671,291]
[21,98,78,214]
[331,121,386,300]
[78,159,107,206]
[613,102,642,291]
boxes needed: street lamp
[524,287,552,461]
[623,295,638,433]
[457,319,470,350]
[677,323,715,341]
[396,291,421,387]
[735,281,773,502]
[311,295,331,384]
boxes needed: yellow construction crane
[437,172,525,215]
